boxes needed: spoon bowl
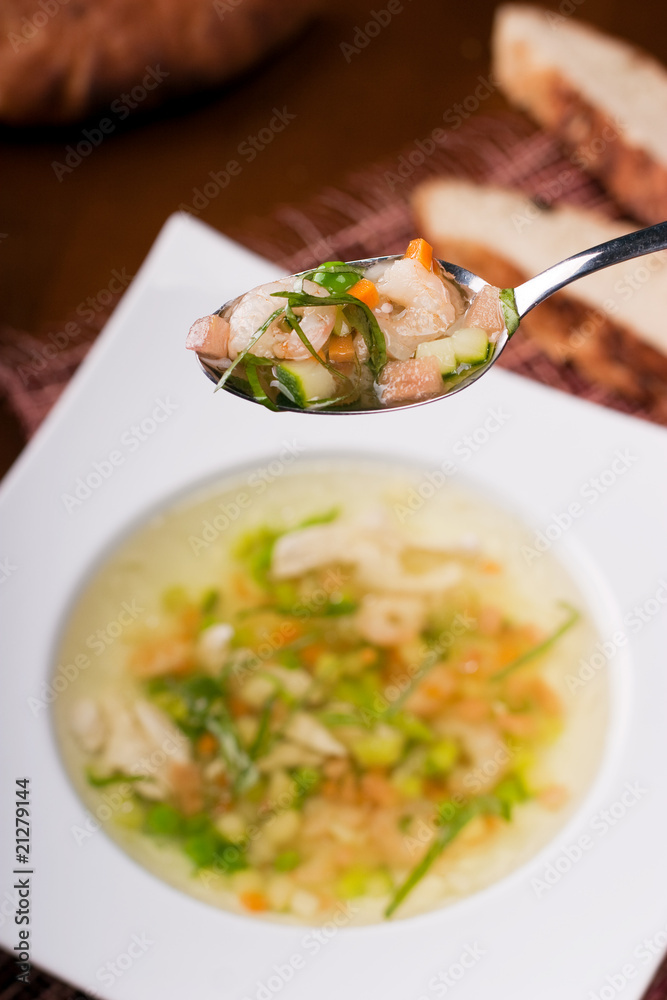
[195,220,667,412]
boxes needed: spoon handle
[513,220,667,319]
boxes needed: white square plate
[1,214,667,1000]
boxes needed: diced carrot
[321,779,338,800]
[197,732,218,757]
[347,278,379,309]
[329,334,356,363]
[361,770,398,807]
[453,699,489,723]
[239,891,269,913]
[228,696,247,718]
[300,641,328,668]
[481,560,502,574]
[404,237,433,271]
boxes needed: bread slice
[0,0,321,125]
[411,178,667,401]
[492,4,667,225]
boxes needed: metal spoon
[198,220,667,413]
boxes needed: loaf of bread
[0,0,321,124]
[411,178,667,401]
[492,4,667,225]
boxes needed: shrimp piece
[88,696,190,800]
[378,258,457,318]
[538,784,569,810]
[129,635,192,678]
[273,290,337,360]
[375,257,458,359]
[227,278,336,361]
[285,712,348,757]
[227,279,292,360]
[404,663,456,718]
[355,593,425,647]
[167,760,203,815]
[361,771,400,807]
[443,720,508,795]
[70,697,106,753]
[186,313,230,360]
[271,522,356,578]
[369,808,415,866]
[271,516,461,593]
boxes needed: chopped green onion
[385,793,505,918]
[200,588,219,615]
[145,802,184,836]
[492,604,580,681]
[249,697,275,760]
[274,849,301,872]
[86,769,142,788]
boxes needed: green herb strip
[492,604,580,681]
[86,770,142,788]
[214,308,283,392]
[273,291,387,376]
[499,287,520,337]
[207,713,259,794]
[385,775,530,918]
[245,357,278,410]
[283,304,349,383]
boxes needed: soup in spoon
[186,239,513,411]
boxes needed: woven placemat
[1,111,665,998]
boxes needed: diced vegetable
[308,261,363,295]
[450,328,490,365]
[239,890,269,912]
[404,237,433,271]
[346,278,379,310]
[329,334,356,363]
[425,738,459,775]
[336,866,390,899]
[145,803,183,836]
[274,850,301,872]
[350,726,404,768]
[415,338,458,373]
[274,358,338,408]
[332,308,352,337]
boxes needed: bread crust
[0,0,321,124]
[423,234,667,403]
[501,64,667,226]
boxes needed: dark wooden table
[1,0,665,478]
